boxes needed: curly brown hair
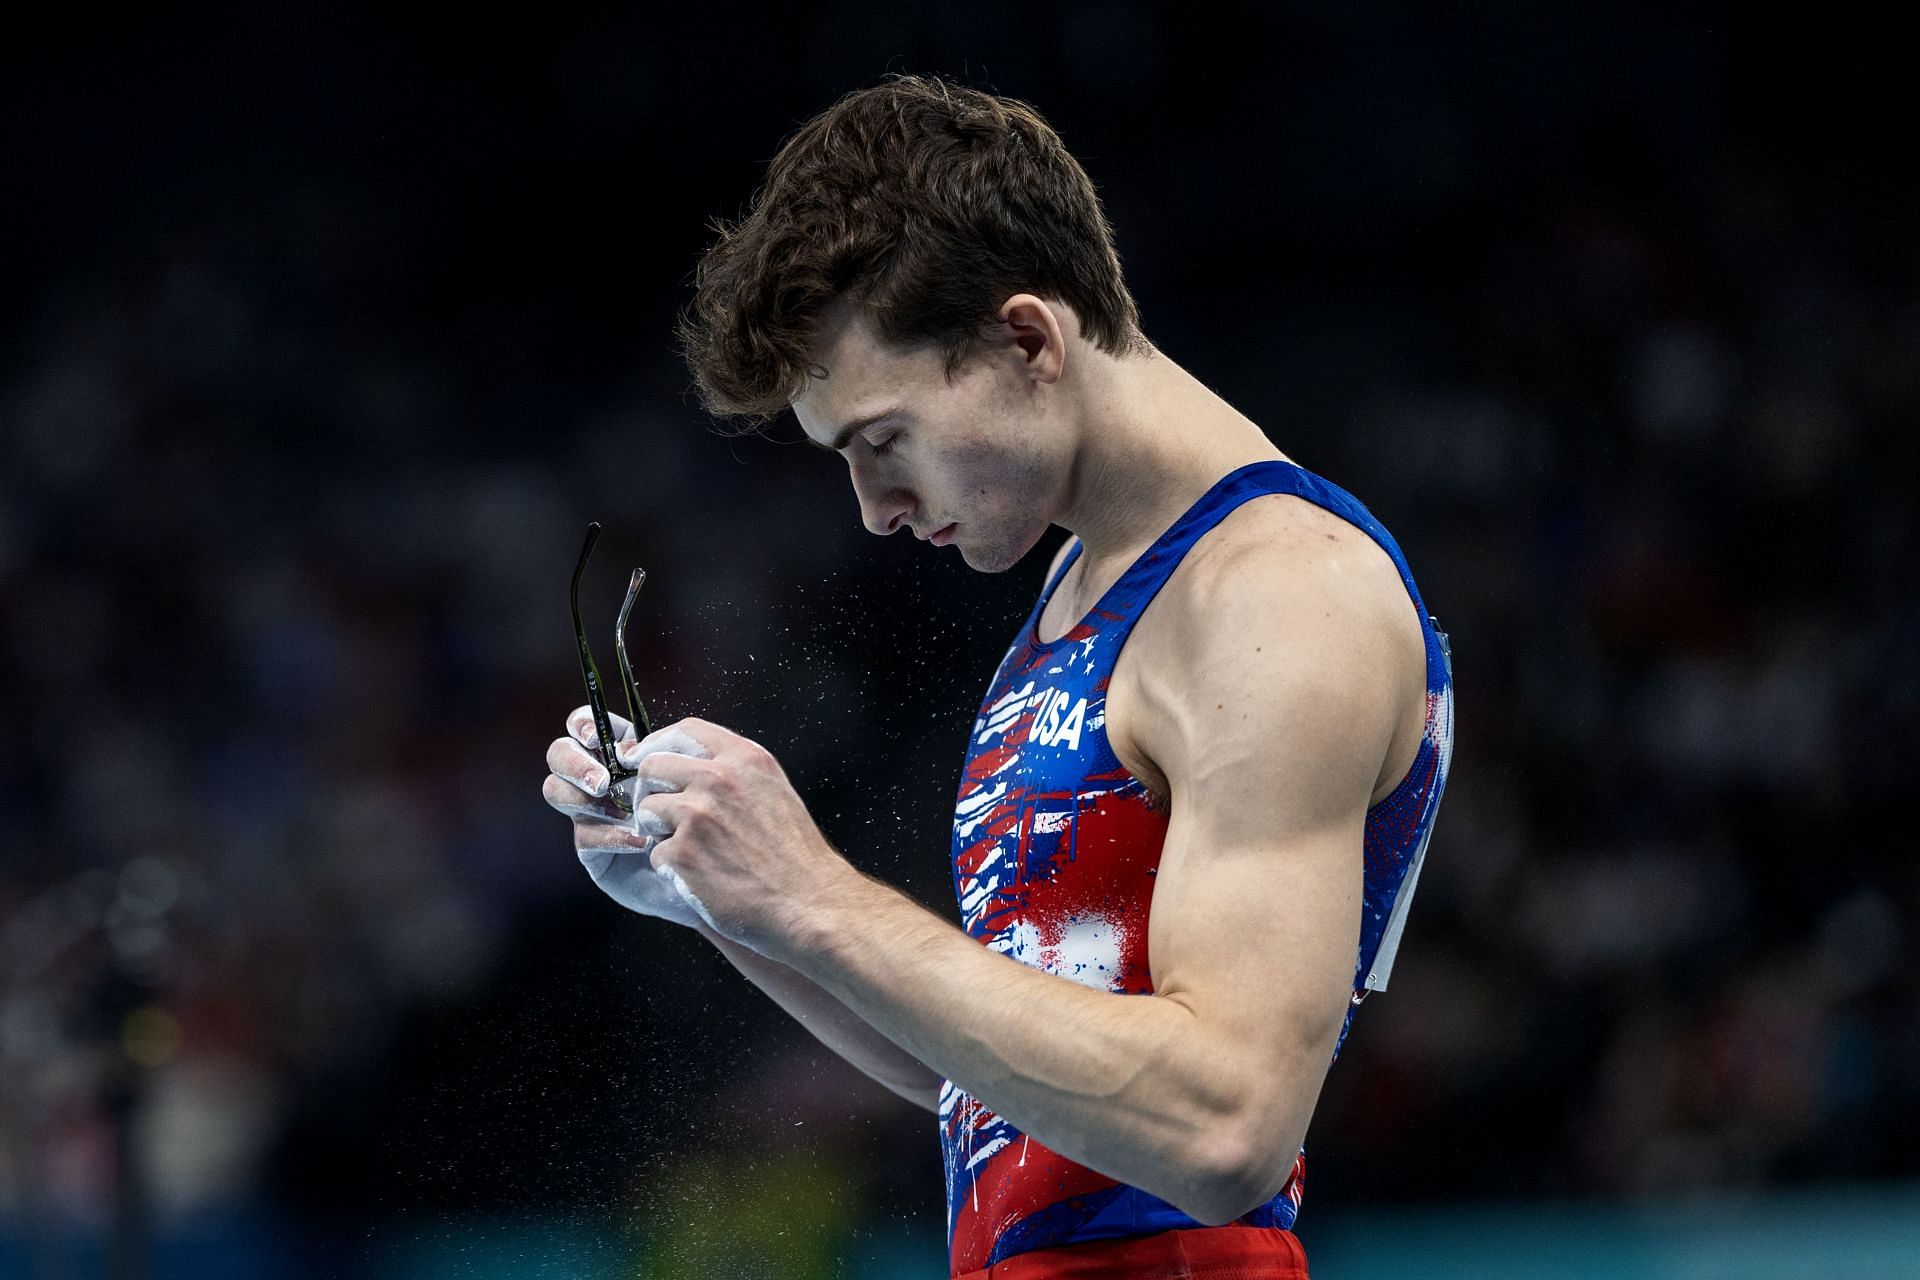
[675,73,1151,427]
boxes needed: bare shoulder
[1168,493,1415,624]
[1111,493,1427,802]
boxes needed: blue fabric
[941,458,1455,1270]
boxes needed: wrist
[776,855,884,975]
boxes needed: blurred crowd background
[3,3,1915,1277]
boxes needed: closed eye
[870,432,902,457]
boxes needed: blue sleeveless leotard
[939,459,1456,1275]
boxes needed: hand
[543,705,712,929]
[627,718,860,965]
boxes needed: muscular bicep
[1144,669,1377,1114]
[1135,521,1410,1191]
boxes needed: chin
[959,547,1013,573]
[958,525,1044,574]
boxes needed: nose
[849,462,914,537]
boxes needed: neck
[1054,346,1283,570]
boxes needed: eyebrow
[808,408,901,452]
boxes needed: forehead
[791,300,943,437]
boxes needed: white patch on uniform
[1031,806,1074,835]
[1430,686,1455,761]
[992,918,1045,968]
[1047,913,1127,990]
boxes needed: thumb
[618,725,713,769]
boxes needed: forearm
[786,867,1251,1222]
[693,920,942,1114]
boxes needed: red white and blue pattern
[940,460,1455,1276]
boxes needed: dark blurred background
[3,3,1916,1277]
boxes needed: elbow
[1177,1174,1258,1229]
[885,1067,946,1117]
[1181,1109,1303,1227]
[1171,1019,1325,1226]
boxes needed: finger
[547,736,612,798]
[631,749,709,792]
[648,845,712,924]
[669,717,732,754]
[635,789,691,834]
[571,815,656,853]
[619,725,714,768]
[568,705,636,750]
[647,829,680,874]
[542,771,632,825]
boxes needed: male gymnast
[543,74,1454,1279]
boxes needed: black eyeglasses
[571,521,653,815]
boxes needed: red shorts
[954,1225,1310,1279]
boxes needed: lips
[929,523,958,546]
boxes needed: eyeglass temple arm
[616,569,653,741]
[571,523,629,781]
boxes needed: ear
[996,293,1067,385]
